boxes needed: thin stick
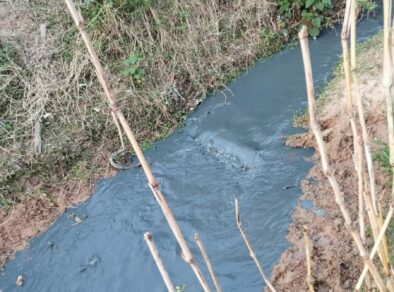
[298,26,386,291]
[355,207,394,290]
[303,226,314,292]
[64,1,210,291]
[194,233,221,292]
[235,199,276,292]
[144,232,176,292]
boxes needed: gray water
[0,9,384,292]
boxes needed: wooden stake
[64,1,210,291]
[298,26,386,291]
[194,233,221,292]
[235,199,276,292]
[144,232,176,292]
[303,226,314,292]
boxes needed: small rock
[68,214,83,225]
[16,275,24,287]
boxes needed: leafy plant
[122,54,144,84]
[372,139,393,186]
[276,0,332,38]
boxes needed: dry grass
[0,0,281,206]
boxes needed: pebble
[16,275,24,287]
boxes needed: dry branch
[234,198,276,292]
[298,26,386,291]
[64,1,210,291]
[144,232,176,292]
[195,233,221,292]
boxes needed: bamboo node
[149,180,160,189]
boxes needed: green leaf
[312,16,322,27]
[305,0,315,9]
[315,2,324,11]
[309,27,319,38]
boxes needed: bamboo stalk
[194,233,221,292]
[298,26,386,291]
[144,232,176,292]
[341,3,367,248]
[355,207,394,290]
[234,199,276,292]
[64,1,210,291]
[384,0,394,206]
[303,226,314,292]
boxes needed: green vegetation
[373,140,392,186]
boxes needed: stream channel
[0,5,386,292]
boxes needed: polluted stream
[0,10,385,292]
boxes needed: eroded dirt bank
[270,33,393,291]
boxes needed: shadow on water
[0,5,385,292]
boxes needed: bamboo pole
[350,6,378,218]
[303,226,314,292]
[194,233,221,292]
[64,1,210,291]
[298,26,386,291]
[341,0,367,247]
[234,199,276,292]
[384,0,394,206]
[355,207,394,290]
[144,232,176,292]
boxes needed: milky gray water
[0,7,384,292]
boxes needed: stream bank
[270,32,394,291]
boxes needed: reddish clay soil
[269,40,392,291]
[0,147,116,269]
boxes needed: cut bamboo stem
[194,233,221,292]
[303,226,314,292]
[64,1,210,291]
[144,232,176,292]
[234,199,276,292]
[298,26,386,292]
[384,0,394,206]
[355,207,394,290]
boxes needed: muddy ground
[269,34,393,291]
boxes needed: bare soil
[0,145,116,269]
[269,34,392,291]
